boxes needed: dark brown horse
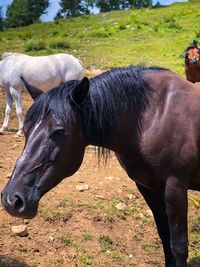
[185,40,200,83]
[2,66,200,267]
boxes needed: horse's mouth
[1,188,40,219]
[1,198,39,219]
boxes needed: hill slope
[0,1,199,76]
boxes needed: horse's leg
[165,176,188,267]
[10,87,24,136]
[136,183,176,267]
[0,92,13,134]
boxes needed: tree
[128,0,152,9]
[56,0,91,18]
[0,6,5,30]
[6,0,50,28]
[96,0,121,12]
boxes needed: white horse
[0,52,83,136]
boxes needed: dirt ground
[0,90,200,267]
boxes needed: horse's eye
[49,128,65,139]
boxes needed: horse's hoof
[0,130,4,135]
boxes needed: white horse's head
[1,52,14,60]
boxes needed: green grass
[98,234,113,252]
[38,206,72,222]
[78,254,93,265]
[82,232,94,241]
[0,1,200,77]
[58,235,74,247]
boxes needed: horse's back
[0,52,83,90]
[141,70,200,177]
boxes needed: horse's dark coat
[2,65,200,267]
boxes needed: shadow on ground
[0,256,29,267]
[189,257,200,267]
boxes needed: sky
[0,0,187,21]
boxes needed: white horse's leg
[10,87,24,136]
[0,92,13,134]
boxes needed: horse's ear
[71,77,90,106]
[193,40,198,48]
[21,76,43,100]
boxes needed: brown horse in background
[185,40,200,83]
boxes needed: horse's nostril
[13,193,25,212]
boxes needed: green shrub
[163,16,182,31]
[49,39,70,49]
[24,40,46,51]
[89,27,113,38]
[18,32,33,40]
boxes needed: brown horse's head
[185,41,200,65]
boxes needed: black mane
[26,65,167,148]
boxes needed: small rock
[75,184,89,192]
[6,172,12,179]
[129,254,133,259]
[12,144,19,150]
[117,189,123,194]
[127,193,136,201]
[23,219,29,224]
[48,235,54,241]
[95,195,105,199]
[105,176,121,181]
[134,213,144,220]
[11,225,28,237]
[15,137,23,142]
[146,209,153,217]
[115,202,126,211]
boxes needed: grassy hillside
[0,1,200,77]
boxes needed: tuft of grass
[190,254,200,265]
[38,207,72,222]
[58,197,69,208]
[88,27,114,38]
[58,235,74,247]
[190,218,200,233]
[98,234,113,252]
[109,251,122,262]
[82,232,94,241]
[78,254,93,265]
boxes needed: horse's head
[185,41,200,65]
[1,77,90,219]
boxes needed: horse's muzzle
[1,187,39,219]
[191,57,199,64]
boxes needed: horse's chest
[186,65,200,82]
